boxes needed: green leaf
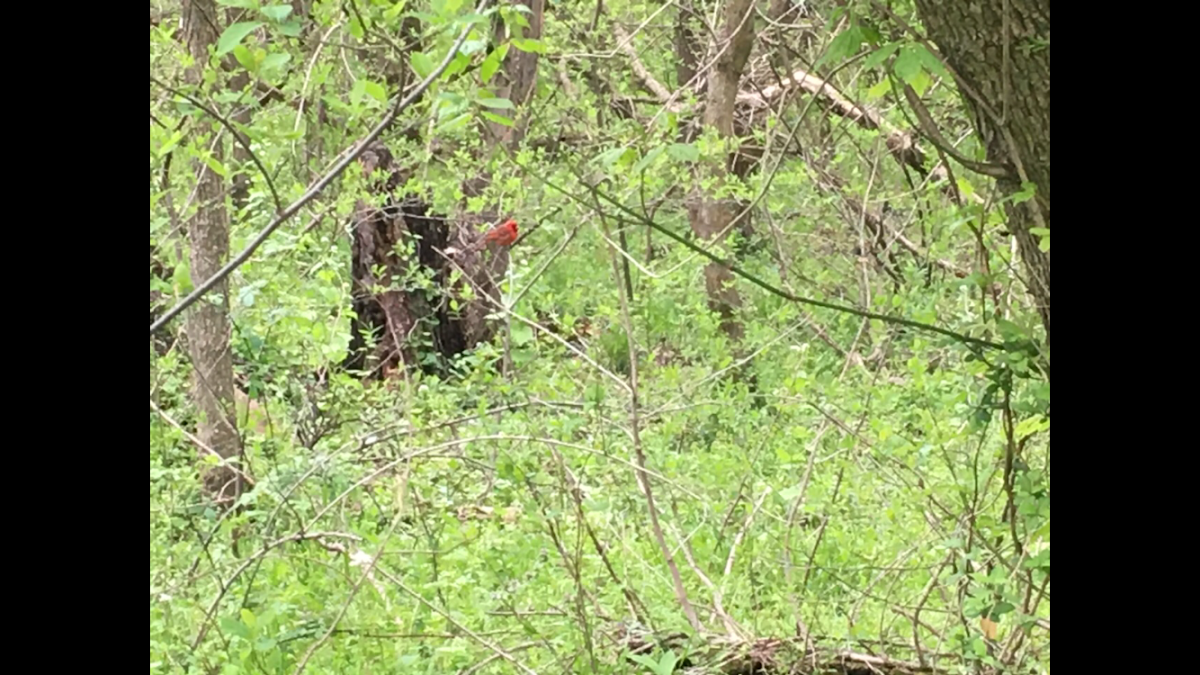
[818,25,862,66]
[351,85,384,111]
[626,654,658,670]
[659,651,679,674]
[460,39,488,56]
[480,44,509,84]
[893,45,923,83]
[157,130,185,158]
[173,260,194,295]
[1013,181,1037,203]
[478,97,514,109]
[860,24,883,46]
[238,285,258,307]
[989,602,1016,620]
[510,38,547,54]
[410,52,435,79]
[511,322,534,346]
[866,78,891,100]
[1014,414,1049,440]
[909,68,933,97]
[260,4,293,22]
[633,146,666,173]
[216,22,263,56]
[445,52,471,77]
[864,42,900,69]
[232,45,257,72]
[480,56,501,84]
[995,319,1028,342]
[667,143,699,162]
[914,44,953,81]
[253,637,277,652]
[481,111,514,127]
[363,80,387,103]
[594,147,626,169]
[1028,226,1050,251]
[503,8,531,29]
[219,616,252,640]
[437,96,468,121]
[204,155,229,178]
[278,19,304,37]
[435,112,472,133]
[260,52,290,74]
[778,484,803,502]
[384,0,409,20]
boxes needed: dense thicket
[150,2,1049,673]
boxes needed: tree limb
[150,3,488,336]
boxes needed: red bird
[470,218,519,251]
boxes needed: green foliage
[627,649,681,675]
[216,22,262,56]
[151,0,1049,672]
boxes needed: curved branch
[150,2,489,337]
[613,24,683,112]
[505,148,1005,352]
[902,83,1013,179]
[150,75,284,212]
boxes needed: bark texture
[686,0,757,342]
[345,1,547,379]
[486,0,544,147]
[673,2,698,88]
[344,156,512,380]
[343,3,544,381]
[913,0,1050,341]
[183,0,243,502]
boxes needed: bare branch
[613,24,683,111]
[150,2,489,336]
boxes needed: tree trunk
[912,0,1050,342]
[485,0,544,147]
[686,0,757,342]
[343,2,545,382]
[183,0,243,503]
[674,2,698,88]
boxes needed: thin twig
[150,399,256,487]
[150,3,487,336]
[600,213,702,633]
[508,151,1004,351]
[901,84,1011,179]
[372,566,539,675]
[291,514,404,674]
[149,76,285,212]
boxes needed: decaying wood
[606,622,958,675]
[343,143,512,380]
[739,68,927,176]
[342,1,544,380]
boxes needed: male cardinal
[468,218,519,252]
